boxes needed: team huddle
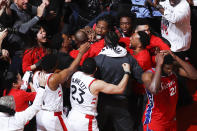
[0,0,197,131]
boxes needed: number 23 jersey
[70,71,98,116]
[143,68,178,127]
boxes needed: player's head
[162,54,175,76]
[133,18,151,35]
[130,31,150,49]
[118,11,136,36]
[82,58,97,75]
[74,30,88,47]
[95,15,115,40]
[104,31,119,49]
[40,54,58,73]
[0,96,16,116]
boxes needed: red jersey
[3,89,36,112]
[132,49,152,71]
[129,49,152,94]
[143,68,178,131]
[147,35,170,67]
[119,37,130,48]
[22,47,47,73]
[147,35,170,51]
[70,39,105,65]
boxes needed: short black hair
[31,24,49,39]
[3,72,17,95]
[132,18,150,33]
[118,11,136,24]
[40,54,58,73]
[96,15,115,31]
[138,31,150,48]
[82,58,97,74]
[104,31,119,49]
[163,54,174,65]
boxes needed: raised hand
[38,72,47,88]
[155,52,165,66]
[37,1,48,18]
[160,50,176,59]
[78,42,90,55]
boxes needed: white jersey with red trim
[33,71,63,112]
[70,71,98,116]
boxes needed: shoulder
[142,71,154,82]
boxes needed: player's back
[70,71,98,116]
[33,71,63,112]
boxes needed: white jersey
[70,71,98,116]
[33,71,63,112]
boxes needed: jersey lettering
[71,85,85,104]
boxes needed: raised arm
[90,63,130,95]
[49,42,90,90]
[161,50,197,80]
[142,53,165,94]
[14,72,47,128]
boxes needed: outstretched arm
[49,42,90,90]
[90,63,130,95]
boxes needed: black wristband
[35,16,40,20]
[39,85,45,89]
[124,71,131,75]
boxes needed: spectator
[22,25,51,73]
[148,0,191,59]
[117,11,136,49]
[7,0,49,76]
[133,18,170,66]
[0,72,47,131]
[3,72,36,112]
[131,0,162,34]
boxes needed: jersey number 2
[170,86,176,96]
[71,85,85,104]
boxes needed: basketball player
[142,50,197,131]
[32,43,90,131]
[66,58,131,131]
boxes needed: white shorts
[66,110,99,131]
[36,110,67,131]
